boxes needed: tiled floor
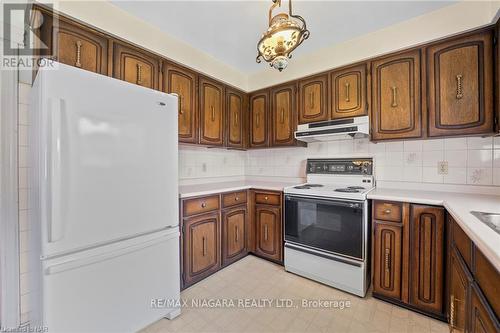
[141,255,448,333]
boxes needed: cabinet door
[164,63,198,144]
[183,213,220,287]
[496,20,500,134]
[53,20,108,74]
[271,83,296,146]
[330,64,368,119]
[427,32,494,137]
[372,221,403,300]
[254,205,282,262]
[199,78,224,146]
[470,285,499,333]
[222,207,247,266]
[249,91,269,148]
[371,50,423,140]
[113,42,160,90]
[226,88,246,148]
[298,74,329,124]
[409,204,445,315]
[449,246,472,333]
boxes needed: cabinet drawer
[222,191,247,208]
[183,195,220,217]
[374,201,402,222]
[255,192,281,206]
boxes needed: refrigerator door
[41,228,180,333]
[33,63,178,257]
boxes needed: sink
[471,211,500,234]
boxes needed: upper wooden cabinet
[271,83,297,146]
[330,64,368,119]
[409,205,445,315]
[112,43,160,90]
[427,31,494,137]
[199,77,224,146]
[163,63,198,144]
[298,74,329,124]
[371,50,423,141]
[226,88,246,149]
[249,91,270,148]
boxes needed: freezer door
[41,229,180,333]
[36,63,178,257]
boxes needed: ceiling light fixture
[256,0,310,72]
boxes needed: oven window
[285,196,364,260]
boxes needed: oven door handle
[285,195,363,209]
[285,243,363,267]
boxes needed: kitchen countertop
[178,180,298,198]
[368,188,500,272]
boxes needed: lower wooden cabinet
[372,221,403,300]
[470,285,498,333]
[182,212,220,287]
[254,205,282,262]
[222,206,247,266]
[372,201,445,319]
[449,246,472,332]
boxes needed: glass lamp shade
[256,12,309,71]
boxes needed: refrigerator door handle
[48,98,65,243]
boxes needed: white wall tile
[386,152,404,166]
[494,150,500,168]
[494,168,500,186]
[403,140,423,152]
[494,137,500,149]
[467,150,493,168]
[403,167,422,182]
[404,152,422,167]
[423,167,444,183]
[444,168,467,184]
[444,150,467,167]
[467,137,493,150]
[423,151,444,167]
[385,141,404,152]
[422,139,444,151]
[369,142,385,153]
[467,168,493,185]
[444,138,467,150]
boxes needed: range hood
[295,116,369,142]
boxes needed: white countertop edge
[368,189,500,272]
[179,181,296,198]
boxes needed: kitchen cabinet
[470,285,498,333]
[182,212,221,287]
[199,77,224,146]
[298,74,329,124]
[330,64,368,119]
[372,221,403,300]
[226,88,246,149]
[222,207,247,266]
[163,63,198,144]
[252,190,283,263]
[112,42,160,90]
[271,83,297,146]
[496,19,500,134]
[449,246,472,333]
[427,31,494,137]
[372,201,445,319]
[370,50,423,141]
[41,16,109,75]
[249,91,270,148]
[409,204,445,315]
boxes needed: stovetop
[284,182,374,200]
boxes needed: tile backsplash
[182,136,500,187]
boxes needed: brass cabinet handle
[264,224,268,241]
[235,226,239,242]
[211,106,215,121]
[456,74,463,99]
[136,64,143,85]
[345,82,350,102]
[234,112,238,127]
[202,236,207,256]
[264,196,269,201]
[178,95,184,115]
[384,209,392,214]
[256,113,260,128]
[391,86,398,107]
[280,108,285,124]
[235,196,239,201]
[450,295,455,328]
[384,248,390,272]
[201,202,207,208]
[75,40,82,68]
[309,92,314,108]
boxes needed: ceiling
[111,1,456,74]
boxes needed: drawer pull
[235,197,239,201]
[280,108,285,124]
[234,112,238,126]
[256,113,260,128]
[75,40,82,68]
[264,196,269,201]
[456,74,463,99]
[235,226,239,242]
[384,209,392,214]
[450,295,455,328]
[264,224,268,241]
[384,248,390,272]
[211,106,215,121]
[391,86,398,108]
[309,92,314,109]
[179,95,183,115]
[202,237,207,256]
[345,82,350,102]
[201,202,207,208]
[136,64,143,85]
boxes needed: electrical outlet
[437,161,448,175]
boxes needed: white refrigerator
[29,62,180,333]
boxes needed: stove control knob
[323,165,328,171]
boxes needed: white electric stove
[283,158,374,297]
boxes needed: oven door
[284,195,366,261]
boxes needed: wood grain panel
[298,74,329,124]
[222,207,247,266]
[226,88,245,148]
[271,83,296,146]
[374,201,403,222]
[254,206,281,261]
[330,64,368,119]
[199,77,224,145]
[183,195,220,217]
[249,91,269,148]
[113,43,160,89]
